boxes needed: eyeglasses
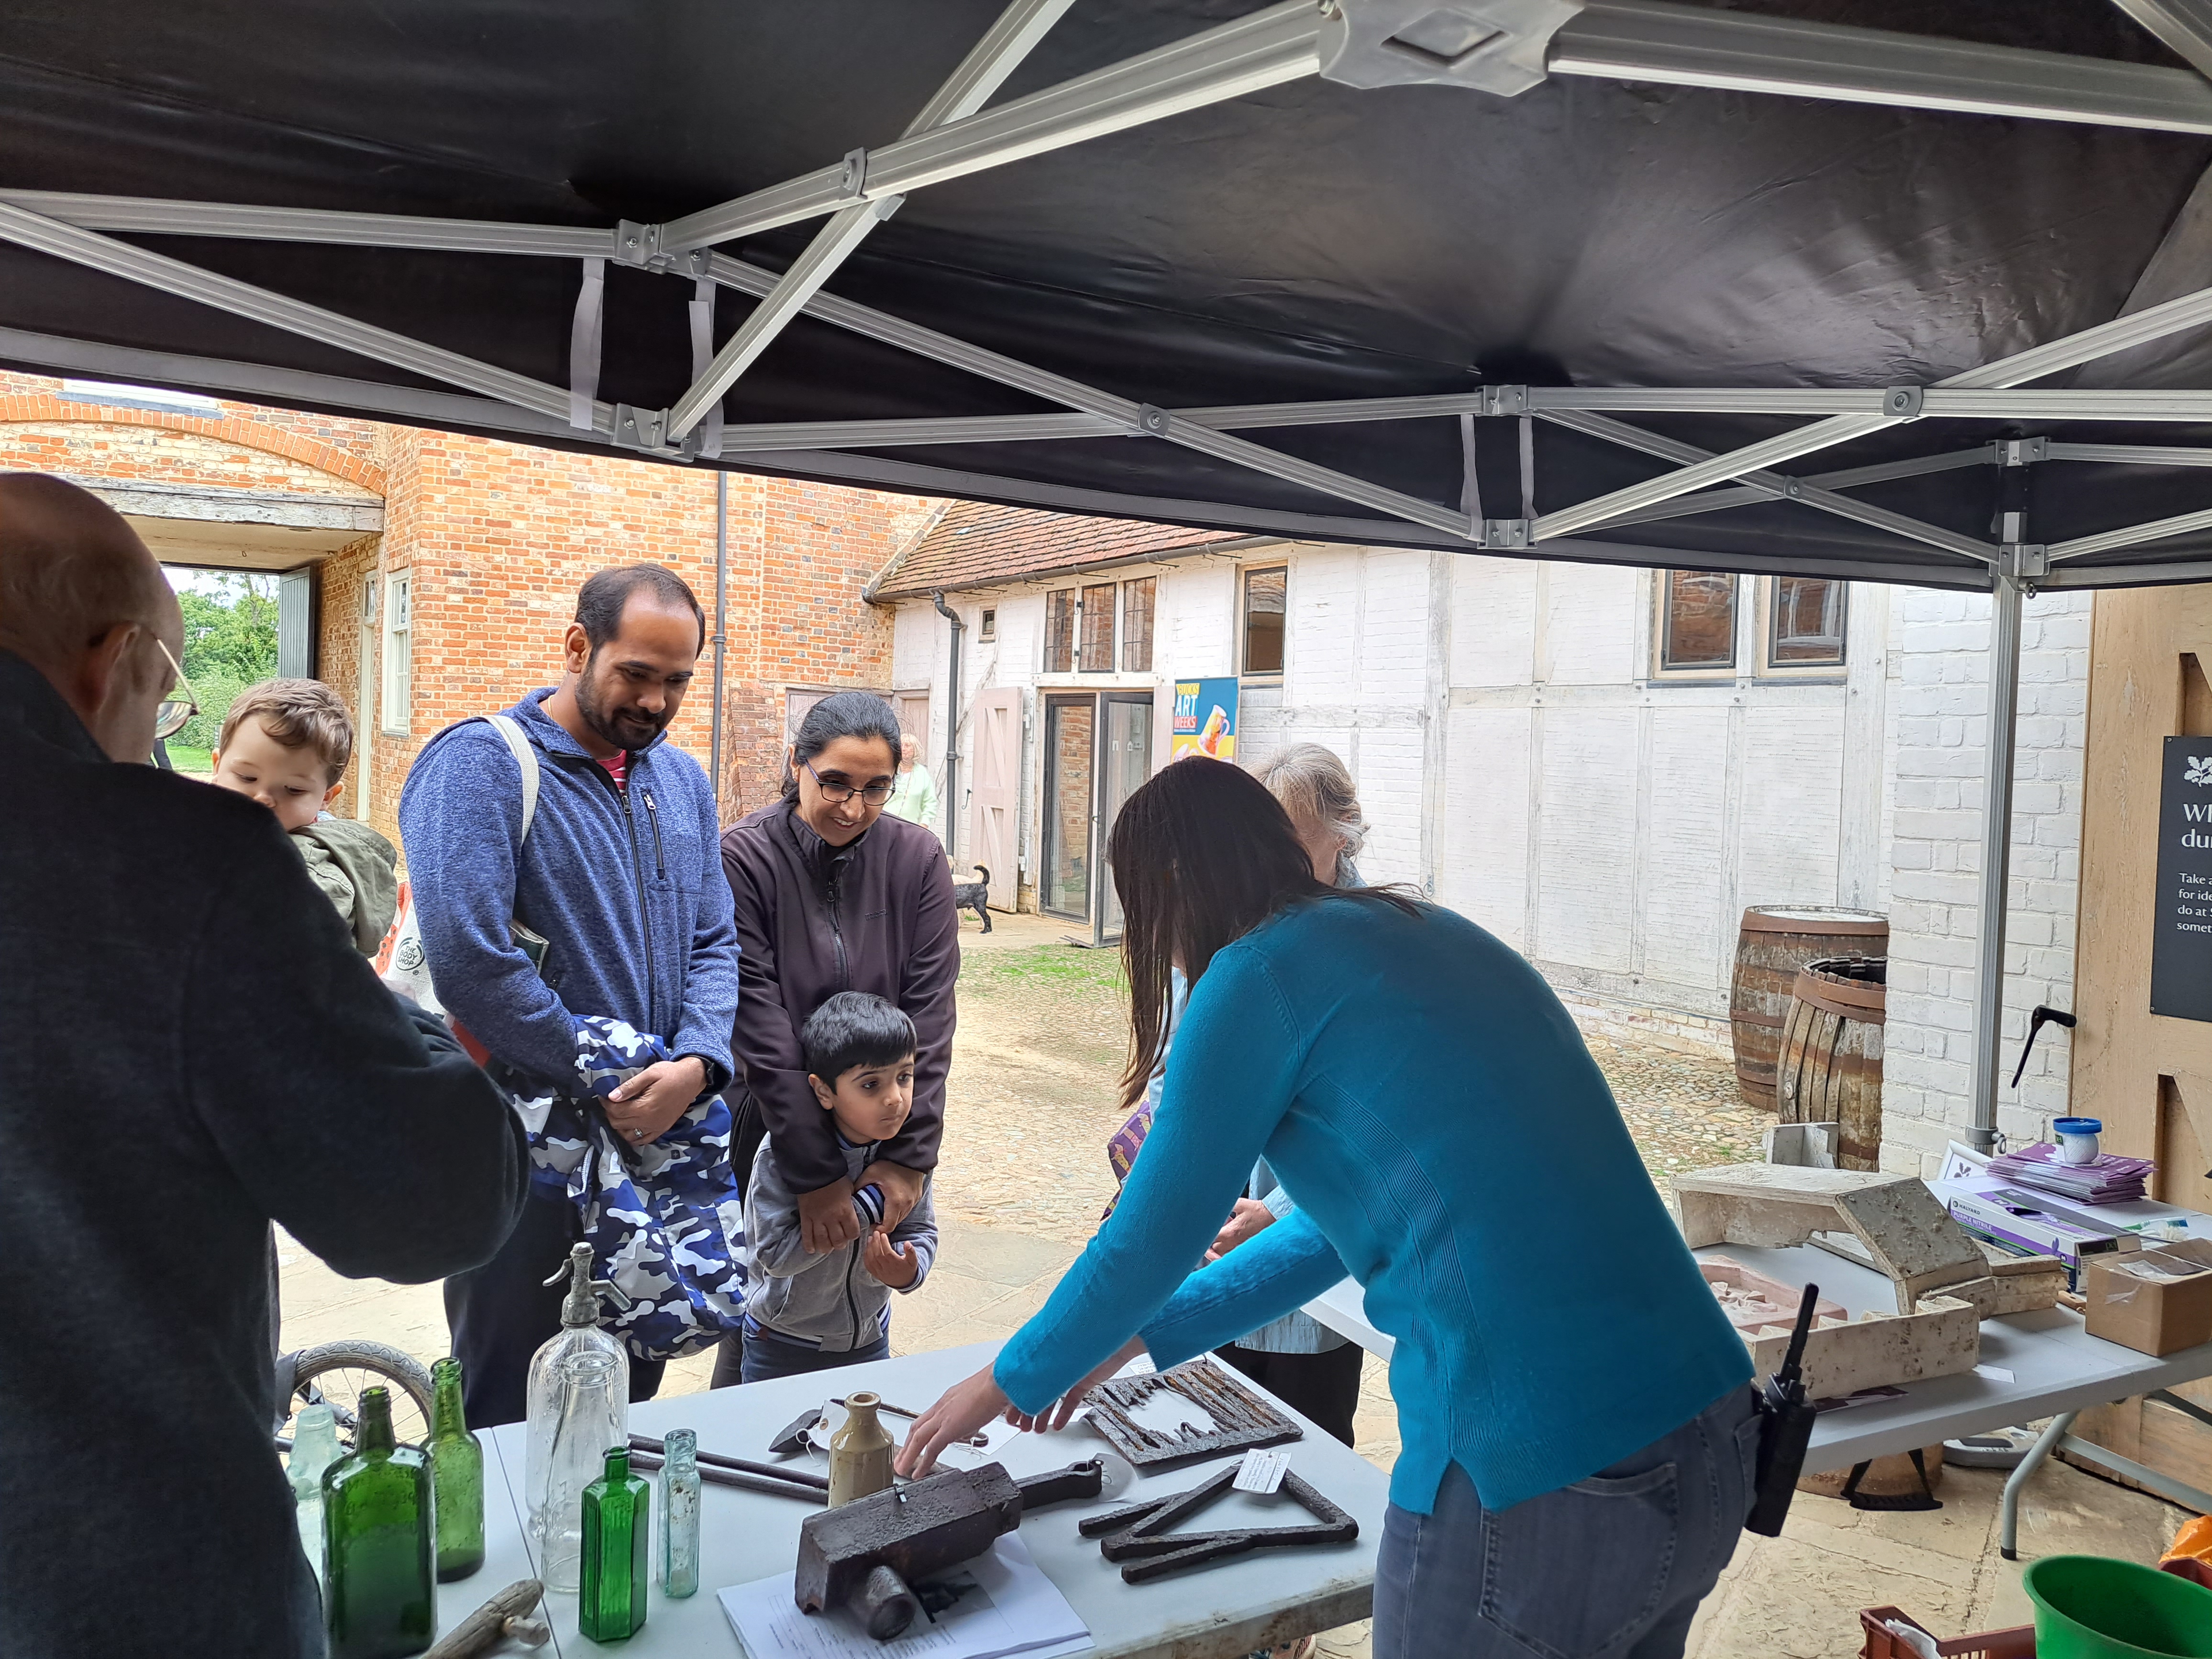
[804,757,894,805]
[152,637,199,741]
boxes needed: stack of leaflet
[1988,1141,2154,1205]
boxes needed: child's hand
[863,1230,920,1289]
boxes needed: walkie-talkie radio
[1746,1283,1821,1537]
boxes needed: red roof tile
[868,498,1246,600]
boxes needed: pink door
[969,688,1021,910]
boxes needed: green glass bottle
[579,1446,650,1643]
[427,1356,485,1582]
[323,1385,436,1659]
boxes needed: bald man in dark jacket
[0,474,527,1658]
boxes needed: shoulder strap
[482,714,542,844]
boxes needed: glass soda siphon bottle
[579,1445,651,1642]
[288,1404,344,1590]
[322,1385,436,1659]
[658,1427,700,1599]
[427,1356,484,1582]
[526,1244,629,1546]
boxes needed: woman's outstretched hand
[894,1364,1008,1477]
[893,1337,1151,1478]
[1005,1337,1149,1434]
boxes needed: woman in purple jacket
[712,691,961,1386]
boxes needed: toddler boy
[210,679,398,956]
[742,991,938,1384]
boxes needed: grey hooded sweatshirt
[744,1133,937,1350]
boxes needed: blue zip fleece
[398,690,740,1129]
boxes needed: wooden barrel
[1730,907,1887,1111]
[1776,956,1887,1170]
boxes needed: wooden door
[970,688,1021,910]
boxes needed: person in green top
[882,731,939,839]
[898,756,1756,1659]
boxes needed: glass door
[1041,694,1095,921]
[1097,694,1154,939]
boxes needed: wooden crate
[2063,1376,2212,1508]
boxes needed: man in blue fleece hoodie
[400,563,741,1424]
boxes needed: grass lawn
[165,744,213,775]
[959,941,1126,995]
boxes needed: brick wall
[0,370,385,489]
[1877,586,2090,1174]
[0,371,937,842]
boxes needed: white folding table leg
[1999,1410,2075,1561]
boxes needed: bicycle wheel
[282,1339,435,1453]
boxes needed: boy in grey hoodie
[742,992,938,1383]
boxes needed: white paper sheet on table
[717,1532,1092,1659]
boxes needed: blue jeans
[1374,1386,1759,1659]
[736,1323,892,1385]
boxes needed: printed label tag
[1234,1449,1290,1495]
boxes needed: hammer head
[769,1404,828,1458]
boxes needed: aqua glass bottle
[288,1404,344,1591]
[579,1446,650,1643]
[427,1356,484,1582]
[659,1428,700,1599]
[323,1385,436,1659]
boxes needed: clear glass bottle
[658,1427,700,1599]
[288,1404,344,1590]
[526,1244,629,1547]
[539,1349,625,1594]
[580,1445,651,1643]
[828,1393,895,1507]
[427,1356,485,1582]
[322,1385,436,1659]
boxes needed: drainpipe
[931,589,964,860]
[709,471,728,815]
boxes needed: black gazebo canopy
[10,0,2212,1139]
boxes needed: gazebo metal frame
[11,0,2212,1150]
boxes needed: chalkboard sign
[2152,736,2212,1021]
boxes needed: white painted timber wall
[1874,587,2090,1177]
[1437,556,1885,1050]
[895,547,1884,1051]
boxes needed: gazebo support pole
[710,470,729,817]
[1968,572,2027,1150]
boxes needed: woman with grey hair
[1249,742,1366,886]
[1202,744,1368,1445]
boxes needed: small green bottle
[323,1385,436,1659]
[427,1356,485,1582]
[579,1446,650,1643]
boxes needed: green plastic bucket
[2024,1556,2212,1659]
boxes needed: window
[1241,566,1286,676]
[1769,575,1847,668]
[1657,571,1736,674]
[978,607,996,642]
[379,573,411,733]
[1122,577,1156,673]
[1079,582,1116,671]
[1044,590,1075,673]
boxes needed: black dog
[951,865,993,932]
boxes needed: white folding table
[1303,1235,2212,1558]
[435,1340,1392,1659]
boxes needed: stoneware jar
[828,1393,896,1507]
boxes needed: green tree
[179,574,277,683]
[175,575,278,751]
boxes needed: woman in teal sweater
[899,758,1755,1659]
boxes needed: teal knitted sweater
[995,895,1750,1514]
